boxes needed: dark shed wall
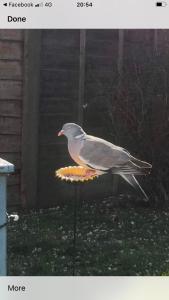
[0,30,24,206]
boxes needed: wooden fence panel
[0,29,23,207]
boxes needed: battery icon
[156,1,167,6]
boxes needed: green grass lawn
[7,196,169,276]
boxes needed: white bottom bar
[0,277,169,300]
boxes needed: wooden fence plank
[0,135,21,152]
[0,100,21,117]
[0,117,21,134]
[0,81,22,99]
[0,30,23,41]
[0,41,22,60]
[0,61,22,80]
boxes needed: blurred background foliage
[82,30,169,205]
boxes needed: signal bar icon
[35,2,43,7]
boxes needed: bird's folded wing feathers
[79,135,129,170]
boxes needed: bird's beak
[58,130,64,136]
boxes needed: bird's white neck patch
[75,133,85,139]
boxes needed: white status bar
[0,0,169,28]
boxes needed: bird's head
[58,123,85,139]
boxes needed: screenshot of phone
[0,0,169,299]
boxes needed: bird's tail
[130,155,152,172]
[120,174,149,201]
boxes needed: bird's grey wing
[79,135,129,171]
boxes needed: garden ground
[8,196,169,276]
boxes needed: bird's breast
[68,139,85,166]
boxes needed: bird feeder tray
[55,166,98,182]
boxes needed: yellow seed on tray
[55,166,99,182]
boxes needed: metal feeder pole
[73,184,81,276]
[0,159,14,276]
